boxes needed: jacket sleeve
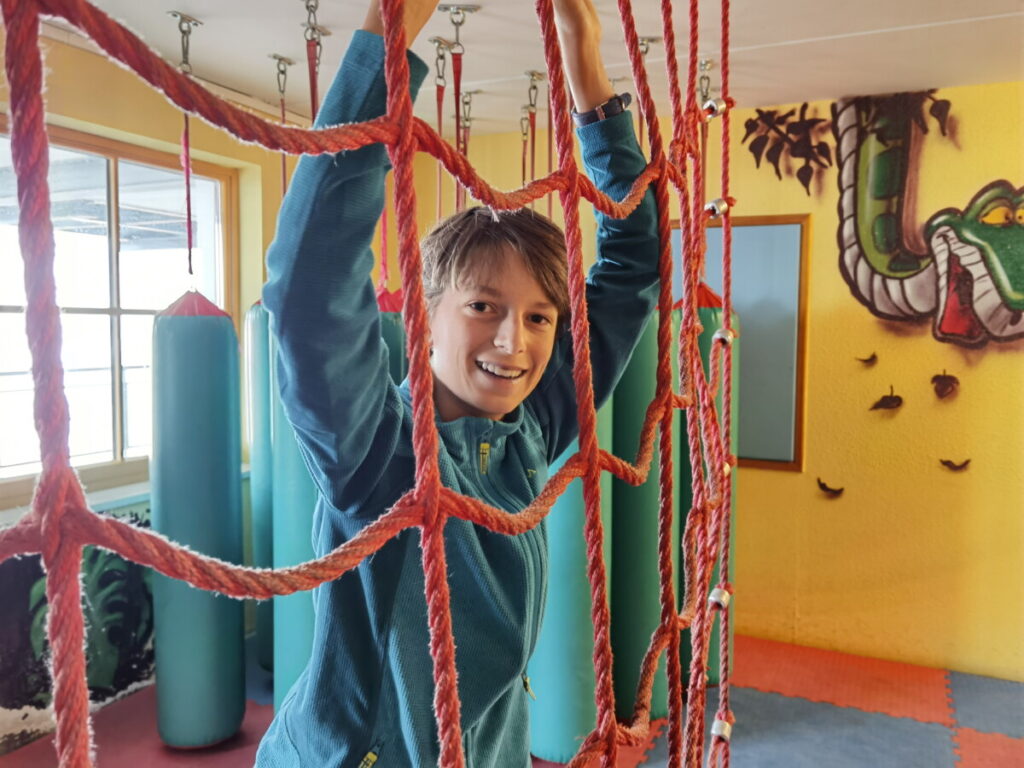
[262,31,428,512]
[527,110,660,463]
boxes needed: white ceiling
[40,0,1024,135]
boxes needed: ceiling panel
[34,0,1024,134]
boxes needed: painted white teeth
[478,361,523,379]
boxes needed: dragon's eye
[979,204,1013,226]
[1015,207,1024,226]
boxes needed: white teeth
[478,361,524,379]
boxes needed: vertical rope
[280,97,288,195]
[306,37,319,118]
[709,1,735,764]
[452,50,464,210]
[546,81,553,217]
[181,113,195,275]
[2,0,93,765]
[379,1,461,765]
[535,1,617,764]
[436,81,445,220]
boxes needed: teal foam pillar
[244,302,274,671]
[151,291,244,747]
[610,314,680,721]
[528,401,613,762]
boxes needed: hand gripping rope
[0,0,738,766]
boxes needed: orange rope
[0,0,738,765]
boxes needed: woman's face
[429,249,559,422]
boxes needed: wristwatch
[572,93,632,126]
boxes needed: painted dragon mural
[834,95,1024,347]
[742,90,1023,348]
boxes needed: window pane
[118,160,222,311]
[61,313,114,467]
[0,136,26,306]
[120,314,153,458]
[0,313,39,478]
[0,137,111,309]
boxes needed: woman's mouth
[476,360,525,380]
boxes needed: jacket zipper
[522,673,537,700]
[479,442,490,474]
[357,742,381,768]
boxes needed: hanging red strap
[436,82,445,220]
[451,51,464,210]
[638,106,646,152]
[280,97,288,196]
[376,174,403,312]
[306,38,319,119]
[180,113,194,276]
[528,109,536,184]
[546,84,553,218]
[521,126,528,188]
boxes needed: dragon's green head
[927,180,1024,310]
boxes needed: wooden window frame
[0,119,239,509]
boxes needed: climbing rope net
[0,0,738,765]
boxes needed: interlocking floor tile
[949,671,1024,739]
[953,727,1024,768]
[732,635,954,724]
[640,687,956,768]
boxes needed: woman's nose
[494,314,525,353]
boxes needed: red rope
[306,37,319,119]
[529,107,537,206]
[546,82,554,218]
[180,113,194,275]
[521,122,528,187]
[436,82,444,219]
[451,50,464,210]
[0,0,738,765]
[279,97,288,196]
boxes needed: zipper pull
[522,673,537,700]
[358,749,379,768]
[479,442,490,474]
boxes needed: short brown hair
[420,206,569,327]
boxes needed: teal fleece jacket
[255,30,658,768]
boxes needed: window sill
[0,464,250,527]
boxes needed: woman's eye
[468,301,490,312]
[531,314,553,326]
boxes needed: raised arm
[262,3,433,512]
[530,0,661,461]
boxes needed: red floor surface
[531,720,666,768]
[0,685,273,768]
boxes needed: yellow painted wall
[716,81,1024,681]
